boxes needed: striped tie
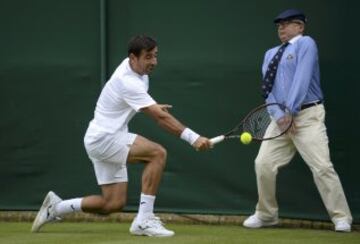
[261,42,289,99]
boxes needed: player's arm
[142,104,184,136]
[141,104,211,151]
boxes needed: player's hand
[158,104,172,113]
[193,137,212,151]
[276,115,295,134]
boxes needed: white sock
[53,198,83,217]
[137,193,155,221]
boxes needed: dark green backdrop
[0,0,359,223]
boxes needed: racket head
[242,103,292,141]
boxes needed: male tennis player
[243,9,352,232]
[32,35,211,237]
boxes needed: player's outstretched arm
[141,104,211,151]
[142,104,185,136]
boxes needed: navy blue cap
[274,9,307,23]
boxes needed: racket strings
[214,103,292,143]
[243,107,272,139]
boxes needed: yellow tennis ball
[240,132,252,144]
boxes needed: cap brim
[274,15,306,23]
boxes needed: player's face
[132,47,158,75]
[277,20,304,43]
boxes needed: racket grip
[209,135,225,145]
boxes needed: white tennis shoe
[243,214,279,228]
[129,215,175,237]
[335,220,351,232]
[31,191,62,232]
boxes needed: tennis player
[32,35,211,237]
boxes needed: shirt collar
[288,34,303,44]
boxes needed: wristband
[180,128,200,145]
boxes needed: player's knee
[102,200,126,214]
[152,145,167,167]
[154,145,167,159]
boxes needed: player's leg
[292,105,352,232]
[80,182,128,214]
[127,135,167,195]
[46,182,128,216]
[244,120,296,228]
[127,135,174,237]
[32,131,133,233]
[31,170,129,233]
[74,131,135,215]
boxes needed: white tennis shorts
[84,128,137,185]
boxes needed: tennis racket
[210,103,293,145]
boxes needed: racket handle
[210,135,225,145]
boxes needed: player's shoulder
[118,74,149,96]
[114,74,137,91]
[113,58,132,78]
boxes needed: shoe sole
[243,220,279,228]
[335,228,351,232]
[130,227,175,237]
[31,192,53,233]
[130,230,175,237]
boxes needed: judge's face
[277,20,304,43]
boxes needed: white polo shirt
[88,57,156,134]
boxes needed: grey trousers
[254,104,352,224]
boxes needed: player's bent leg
[31,184,128,233]
[127,135,174,237]
[127,135,167,195]
[81,182,128,214]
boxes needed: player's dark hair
[128,35,157,57]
